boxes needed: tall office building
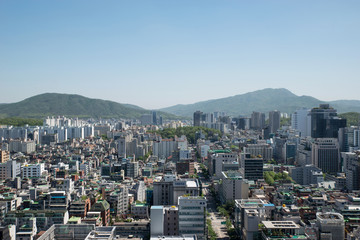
[310,104,346,138]
[250,112,265,130]
[152,111,157,125]
[193,111,203,127]
[163,206,179,236]
[117,137,127,158]
[342,152,360,191]
[269,110,281,133]
[150,205,180,237]
[312,138,340,174]
[240,153,264,181]
[178,196,207,240]
[338,126,360,152]
[235,117,250,130]
[150,206,164,236]
[291,108,311,137]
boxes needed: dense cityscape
[0,103,359,240]
[1,1,359,240]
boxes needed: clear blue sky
[1,1,359,109]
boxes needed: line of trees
[0,117,43,126]
[152,126,221,144]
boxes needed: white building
[22,163,45,179]
[291,108,311,137]
[153,139,177,159]
[55,179,75,193]
[9,140,36,154]
[135,181,146,202]
[150,206,164,236]
[177,136,188,150]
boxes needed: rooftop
[262,221,300,229]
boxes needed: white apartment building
[22,163,45,178]
[9,140,36,154]
[153,139,177,159]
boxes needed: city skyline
[1,1,360,109]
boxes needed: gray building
[250,112,265,130]
[316,212,345,240]
[243,143,273,162]
[219,171,249,204]
[269,110,281,133]
[207,150,239,180]
[153,176,200,206]
[290,164,323,186]
[342,152,360,191]
[178,196,207,240]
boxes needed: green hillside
[0,93,180,120]
[339,112,360,127]
[160,88,360,117]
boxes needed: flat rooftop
[186,181,197,188]
[262,221,300,229]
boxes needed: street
[195,162,230,240]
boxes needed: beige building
[0,150,9,163]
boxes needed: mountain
[329,100,360,113]
[0,93,179,119]
[159,88,360,117]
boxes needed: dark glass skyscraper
[152,111,157,125]
[310,104,346,138]
[269,110,281,133]
[193,110,203,126]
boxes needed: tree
[151,126,222,144]
[207,219,217,240]
[0,117,43,126]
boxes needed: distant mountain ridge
[0,93,179,119]
[1,90,359,119]
[159,88,360,117]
